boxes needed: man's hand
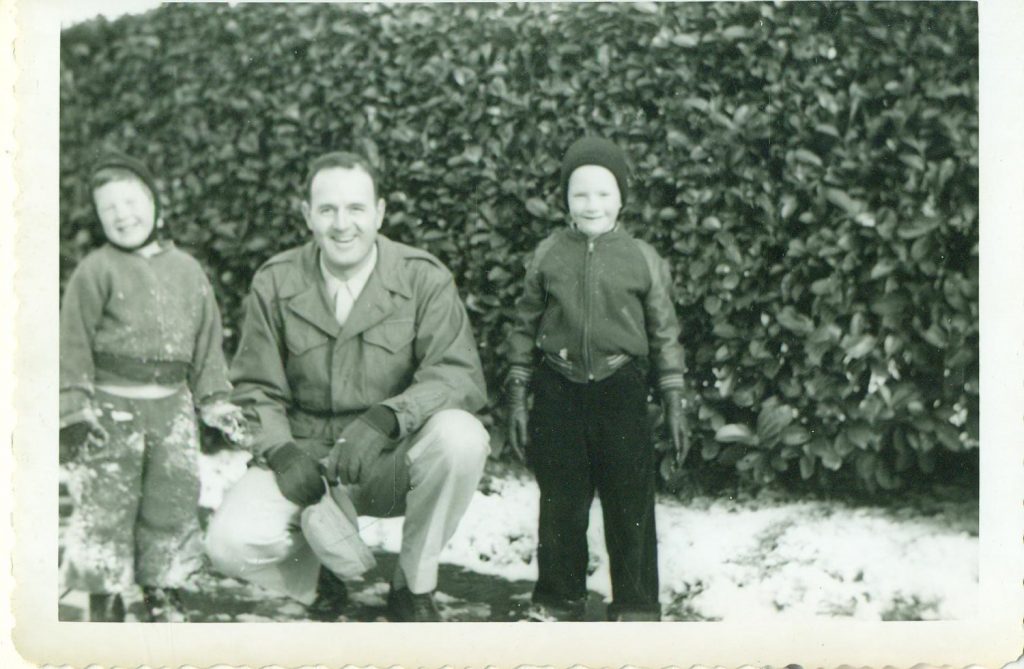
[662,389,691,465]
[200,400,252,447]
[506,379,529,461]
[267,442,325,507]
[325,410,397,486]
[59,406,109,464]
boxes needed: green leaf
[525,197,549,218]
[897,218,940,240]
[799,454,815,479]
[794,148,823,167]
[701,441,721,461]
[756,402,795,449]
[781,424,811,446]
[777,306,814,335]
[825,188,866,216]
[844,334,877,360]
[715,423,755,445]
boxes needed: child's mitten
[59,406,109,464]
[200,400,252,447]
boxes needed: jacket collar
[284,235,409,341]
[564,223,628,244]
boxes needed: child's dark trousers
[526,361,660,619]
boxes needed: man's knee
[418,409,490,474]
[204,509,292,577]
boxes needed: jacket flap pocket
[285,319,332,355]
[362,319,416,353]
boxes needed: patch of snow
[198,449,251,510]
[196,455,977,621]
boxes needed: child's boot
[88,593,125,622]
[142,586,189,622]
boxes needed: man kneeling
[205,151,489,622]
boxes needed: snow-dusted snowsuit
[60,242,231,593]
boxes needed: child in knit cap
[505,136,690,621]
[59,149,248,622]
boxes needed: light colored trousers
[204,409,489,603]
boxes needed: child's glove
[59,406,109,464]
[662,389,691,464]
[200,400,252,447]
[324,408,397,486]
[506,379,529,461]
[266,442,325,507]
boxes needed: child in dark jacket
[59,150,247,621]
[506,137,690,621]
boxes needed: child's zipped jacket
[506,226,685,393]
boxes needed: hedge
[59,2,978,494]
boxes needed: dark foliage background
[60,2,978,494]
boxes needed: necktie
[334,281,357,325]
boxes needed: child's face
[93,178,156,249]
[567,165,621,237]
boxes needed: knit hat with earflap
[559,136,630,208]
[91,149,162,222]
[90,149,164,250]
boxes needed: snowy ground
[60,449,978,622]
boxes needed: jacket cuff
[361,404,399,439]
[506,365,533,388]
[657,373,685,393]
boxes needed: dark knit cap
[560,136,630,207]
[90,149,161,220]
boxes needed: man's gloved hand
[59,406,109,464]
[506,379,529,462]
[266,442,325,507]
[325,406,398,486]
[200,399,252,447]
[662,389,691,465]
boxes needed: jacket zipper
[583,238,595,381]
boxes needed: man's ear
[300,200,312,229]
[374,198,386,230]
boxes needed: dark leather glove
[266,442,325,507]
[506,379,529,461]
[325,406,398,486]
[662,389,691,465]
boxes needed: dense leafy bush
[60,2,978,493]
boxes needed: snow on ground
[198,449,977,621]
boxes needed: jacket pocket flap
[362,319,416,353]
[285,320,332,355]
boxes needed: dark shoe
[141,587,189,622]
[387,586,441,622]
[88,593,125,622]
[522,599,585,622]
[307,568,350,621]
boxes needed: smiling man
[204,151,489,622]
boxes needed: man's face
[567,165,621,237]
[302,166,385,278]
[93,178,156,249]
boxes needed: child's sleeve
[188,272,232,407]
[505,241,551,387]
[641,248,686,395]
[59,258,106,427]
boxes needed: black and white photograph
[7,0,1023,666]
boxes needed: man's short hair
[305,151,381,200]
